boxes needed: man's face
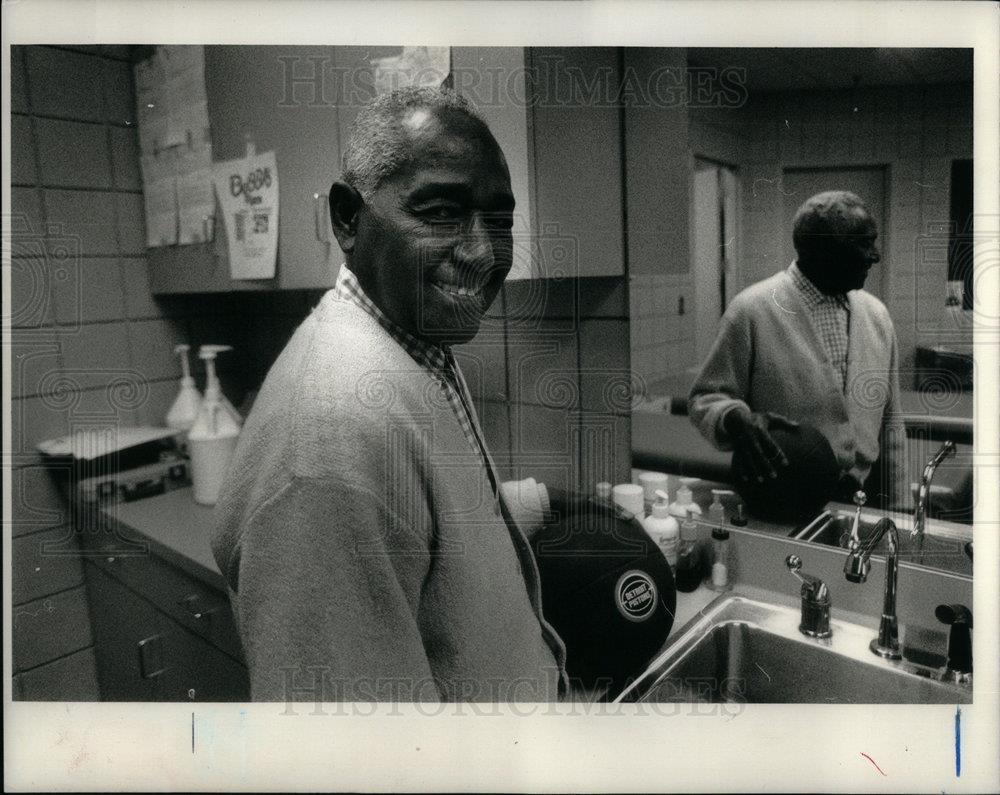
[352,108,515,346]
[806,205,882,294]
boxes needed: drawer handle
[137,634,165,679]
[314,192,330,243]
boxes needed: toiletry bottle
[198,344,243,427]
[642,489,680,569]
[674,510,704,593]
[595,482,613,501]
[669,478,702,519]
[165,344,203,435]
[188,346,242,506]
[708,526,732,591]
[638,471,669,515]
[613,483,645,518]
[708,489,732,527]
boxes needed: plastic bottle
[638,471,669,515]
[612,483,645,518]
[188,346,242,506]
[198,344,243,427]
[708,489,734,527]
[165,344,202,433]
[674,510,704,593]
[708,526,732,591]
[642,489,680,568]
[669,478,703,519]
[595,482,612,501]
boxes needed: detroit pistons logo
[615,570,657,622]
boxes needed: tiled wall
[738,83,974,371]
[628,272,696,396]
[454,277,633,497]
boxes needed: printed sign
[212,151,279,280]
[615,570,658,622]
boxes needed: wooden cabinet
[525,47,625,278]
[84,556,249,702]
[149,45,345,294]
[147,45,625,293]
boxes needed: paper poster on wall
[213,150,279,280]
[135,45,214,247]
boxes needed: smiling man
[688,190,909,510]
[212,87,568,703]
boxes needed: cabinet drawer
[95,546,243,662]
[161,623,249,703]
[13,585,93,671]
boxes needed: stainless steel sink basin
[615,595,972,704]
[791,509,972,575]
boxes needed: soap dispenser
[187,345,242,506]
[198,344,243,426]
[708,489,734,527]
[669,477,702,519]
[642,489,680,568]
[165,344,203,434]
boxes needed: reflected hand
[724,407,800,482]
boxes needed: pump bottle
[642,489,680,568]
[669,477,702,519]
[165,344,202,434]
[187,345,242,506]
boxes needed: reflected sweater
[212,291,567,702]
[688,267,909,508]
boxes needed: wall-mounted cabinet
[147,46,625,294]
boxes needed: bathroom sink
[791,509,972,575]
[615,595,971,704]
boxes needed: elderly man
[213,87,570,702]
[689,190,908,510]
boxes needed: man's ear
[329,181,363,253]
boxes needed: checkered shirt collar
[789,262,850,310]
[333,266,450,373]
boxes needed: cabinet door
[85,562,165,700]
[160,621,249,703]
[527,47,624,278]
[206,45,343,291]
[149,46,344,294]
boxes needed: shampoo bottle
[187,346,242,506]
[642,489,680,568]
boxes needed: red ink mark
[861,752,886,776]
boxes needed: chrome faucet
[844,517,902,660]
[913,441,956,560]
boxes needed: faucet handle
[786,555,832,638]
[936,603,972,681]
[786,555,829,603]
[853,490,867,507]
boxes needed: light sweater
[688,267,909,508]
[212,291,567,702]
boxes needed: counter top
[101,487,225,591]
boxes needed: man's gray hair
[342,85,487,198]
[792,190,869,257]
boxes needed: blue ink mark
[954,706,961,776]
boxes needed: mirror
[628,47,974,577]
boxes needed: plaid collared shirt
[333,266,501,497]
[789,262,851,391]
